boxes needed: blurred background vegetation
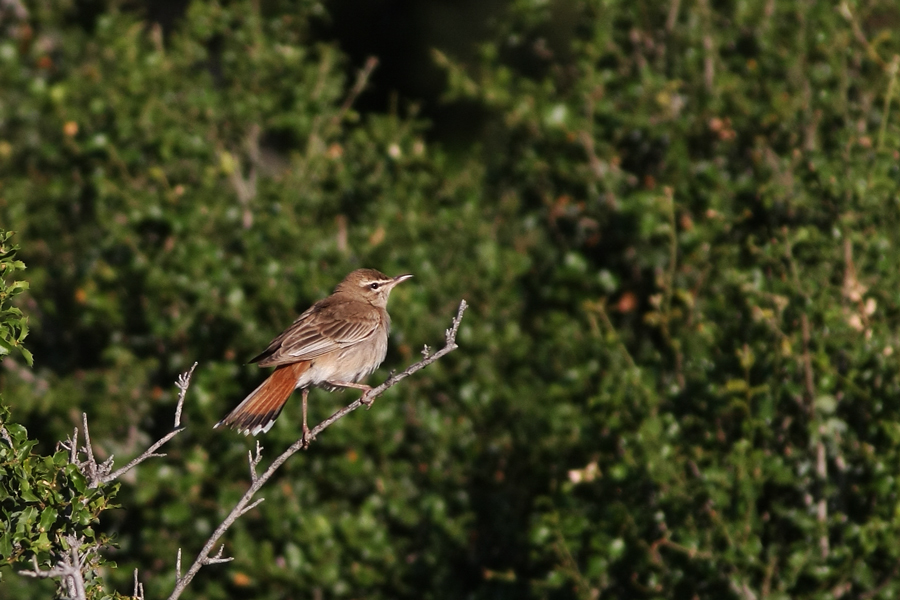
[2,0,900,598]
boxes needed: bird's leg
[301,388,312,448]
[325,381,375,408]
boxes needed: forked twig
[174,362,197,428]
[248,440,264,483]
[133,568,145,600]
[73,363,196,488]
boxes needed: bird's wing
[251,299,381,367]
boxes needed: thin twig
[202,545,234,566]
[662,187,678,326]
[78,364,194,487]
[551,515,596,600]
[665,0,681,32]
[584,299,638,371]
[99,428,184,486]
[761,550,778,598]
[69,427,78,463]
[248,440,263,483]
[20,555,66,579]
[167,300,467,600]
[81,413,97,484]
[224,126,260,229]
[240,498,265,516]
[839,2,887,67]
[697,0,715,92]
[800,314,816,410]
[728,579,759,600]
[133,568,144,600]
[20,535,91,600]
[174,362,197,428]
[331,56,379,127]
[296,56,379,185]
[70,539,92,600]
[801,291,828,560]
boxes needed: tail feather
[216,362,310,436]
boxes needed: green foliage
[2,0,900,599]
[0,232,120,598]
[0,232,32,367]
[0,404,120,594]
[441,0,900,597]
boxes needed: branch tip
[174,362,198,428]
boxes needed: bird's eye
[369,282,380,290]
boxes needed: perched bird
[216,268,412,443]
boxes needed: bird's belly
[296,341,388,391]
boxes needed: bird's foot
[301,425,314,449]
[361,390,375,409]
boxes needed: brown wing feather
[215,362,310,436]
[251,296,382,367]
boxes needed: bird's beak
[392,274,414,286]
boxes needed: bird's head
[335,268,413,308]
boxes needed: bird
[215,268,413,444]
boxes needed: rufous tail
[215,362,310,436]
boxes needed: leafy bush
[0,233,121,599]
[2,0,900,599]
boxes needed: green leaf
[39,507,58,532]
[18,347,32,367]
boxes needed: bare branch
[248,440,263,483]
[665,0,681,32]
[176,548,182,582]
[67,537,95,599]
[133,568,145,600]
[202,545,234,566]
[240,498,265,516]
[353,299,467,410]
[174,362,198,428]
[57,428,78,463]
[331,56,379,127]
[73,364,196,487]
[20,535,91,600]
[68,427,77,463]
[20,555,68,579]
[99,427,184,486]
[225,129,259,230]
[167,300,467,600]
[81,413,98,484]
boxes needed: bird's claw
[301,427,314,449]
